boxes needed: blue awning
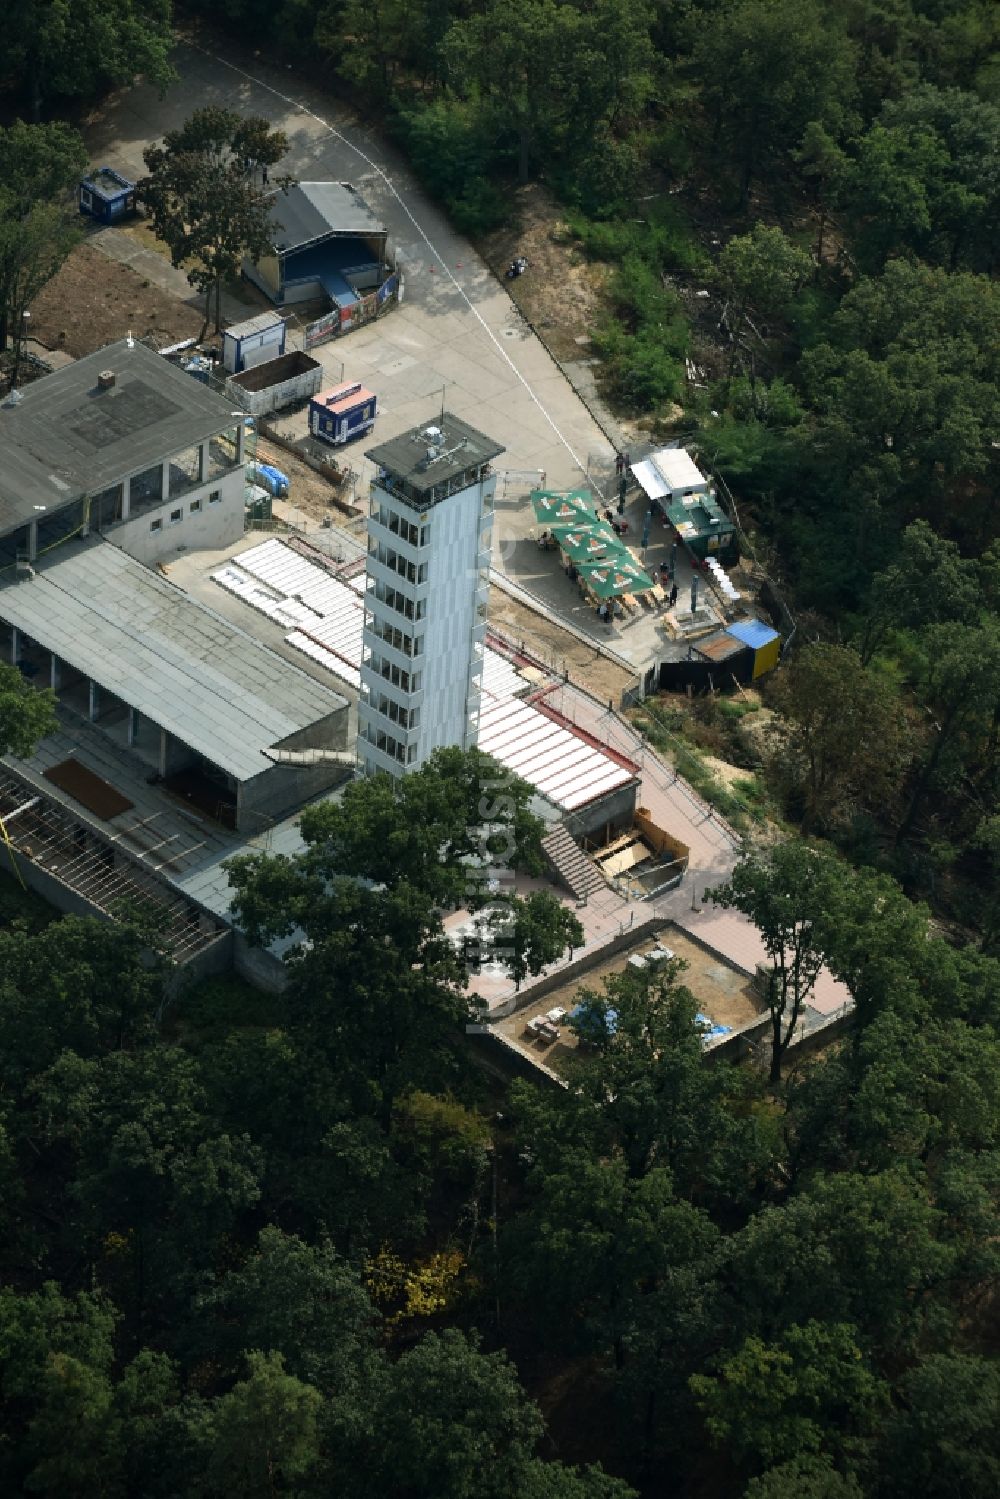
[726,618,780,651]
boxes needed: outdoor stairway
[541,824,608,903]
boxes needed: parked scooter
[505,256,529,279]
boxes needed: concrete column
[50,653,61,691]
[88,680,99,721]
[127,707,138,746]
[28,521,38,560]
[159,727,168,777]
[10,627,18,665]
[161,461,170,502]
[121,480,131,522]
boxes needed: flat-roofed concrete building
[0,537,350,833]
[0,339,247,572]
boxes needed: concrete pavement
[83,42,746,675]
[82,42,616,510]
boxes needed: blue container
[79,167,137,223]
[254,462,290,498]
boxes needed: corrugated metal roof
[269,182,386,254]
[727,618,780,651]
[633,446,707,498]
[214,540,631,812]
[477,698,634,811]
[0,539,346,781]
[697,631,748,664]
[224,311,285,341]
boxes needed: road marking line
[195,44,593,478]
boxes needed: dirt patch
[255,433,357,522]
[700,752,756,793]
[495,922,763,1067]
[478,183,609,363]
[29,242,204,360]
[487,584,637,703]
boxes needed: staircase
[541,824,608,903]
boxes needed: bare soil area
[478,184,609,363]
[487,584,638,702]
[29,242,204,359]
[257,433,358,522]
[496,922,763,1069]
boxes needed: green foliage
[691,1321,886,1474]
[0,126,86,357]
[767,642,913,832]
[841,86,1000,273]
[693,0,859,198]
[205,1351,323,1497]
[393,100,512,236]
[709,842,836,1080]
[138,108,291,331]
[880,1353,1000,1499]
[718,224,813,322]
[360,1329,544,1499]
[0,872,55,931]
[3,0,174,113]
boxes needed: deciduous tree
[0,661,58,756]
[708,843,833,1083]
[767,643,911,831]
[4,0,174,118]
[139,108,290,332]
[690,1320,886,1476]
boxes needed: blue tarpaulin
[569,1002,618,1042]
[254,462,289,498]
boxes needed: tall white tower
[358,414,504,776]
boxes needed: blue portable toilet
[308,381,377,447]
[79,167,137,223]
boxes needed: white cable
[197,45,593,477]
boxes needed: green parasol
[577,556,656,598]
[531,489,596,525]
[549,521,624,564]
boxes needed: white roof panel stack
[212,540,634,812]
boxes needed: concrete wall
[563,780,639,842]
[279,706,350,755]
[160,730,198,777]
[111,466,244,567]
[243,255,281,302]
[494,914,666,1017]
[280,277,325,306]
[236,723,351,832]
[164,930,234,996]
[8,848,111,923]
[420,474,492,757]
[234,931,290,993]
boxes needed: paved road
[83,43,617,544]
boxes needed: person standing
[669,582,678,607]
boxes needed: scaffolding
[0,770,225,964]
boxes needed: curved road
[83,42,616,524]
